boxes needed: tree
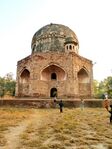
[0,73,16,98]
[0,77,5,97]
[93,76,112,99]
[93,80,105,99]
[104,76,112,98]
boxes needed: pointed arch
[20,69,30,83]
[78,67,89,83]
[78,67,90,97]
[41,64,66,81]
[19,69,30,96]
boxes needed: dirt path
[0,108,111,149]
[1,120,30,149]
[0,110,41,149]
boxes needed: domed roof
[31,23,79,53]
[64,37,78,45]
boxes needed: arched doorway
[50,88,57,97]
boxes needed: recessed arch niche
[78,68,90,97]
[20,69,30,83]
[78,68,89,83]
[19,69,30,96]
[41,64,66,81]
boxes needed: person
[102,94,105,100]
[103,97,110,111]
[80,99,84,110]
[58,100,64,113]
[53,96,57,103]
[53,96,57,108]
[107,105,112,124]
[105,94,108,100]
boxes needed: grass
[0,107,112,148]
[0,107,32,130]
[0,134,6,146]
[0,107,33,146]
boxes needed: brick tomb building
[16,23,93,99]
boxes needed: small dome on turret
[64,37,78,45]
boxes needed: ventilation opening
[69,45,72,50]
[51,73,57,80]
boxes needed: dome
[31,23,79,53]
[64,37,78,45]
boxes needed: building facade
[16,23,93,98]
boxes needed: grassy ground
[0,107,112,149]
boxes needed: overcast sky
[0,0,112,81]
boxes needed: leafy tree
[94,76,112,99]
[0,73,16,97]
[0,77,5,97]
[93,80,104,98]
[98,81,106,98]
[103,76,112,98]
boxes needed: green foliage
[0,73,16,97]
[0,77,5,97]
[94,76,112,99]
[104,76,112,98]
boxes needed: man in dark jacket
[59,100,64,113]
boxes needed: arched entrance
[50,88,57,97]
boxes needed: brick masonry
[16,24,93,99]
[0,99,112,108]
[16,52,93,98]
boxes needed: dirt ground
[0,107,112,149]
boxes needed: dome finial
[50,23,53,25]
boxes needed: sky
[0,0,112,81]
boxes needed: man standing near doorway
[59,100,64,113]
